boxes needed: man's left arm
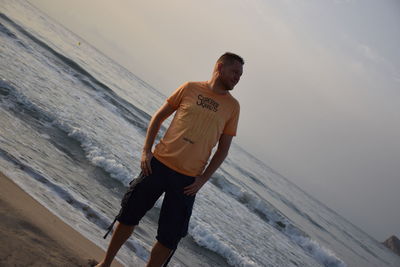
[183,134,233,196]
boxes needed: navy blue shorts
[116,157,196,250]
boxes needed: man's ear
[216,62,224,73]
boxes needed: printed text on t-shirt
[197,94,219,112]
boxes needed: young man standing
[96,52,244,267]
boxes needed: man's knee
[151,241,173,254]
[115,221,135,235]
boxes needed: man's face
[219,61,243,91]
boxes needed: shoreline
[0,171,123,267]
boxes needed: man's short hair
[217,52,244,66]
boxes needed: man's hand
[183,175,209,196]
[141,150,153,176]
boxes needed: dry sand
[0,171,124,267]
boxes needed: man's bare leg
[95,222,135,267]
[146,241,173,267]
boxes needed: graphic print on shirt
[197,94,219,112]
[183,94,223,145]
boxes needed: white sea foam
[124,238,149,262]
[212,173,346,267]
[189,222,258,267]
[1,78,134,186]
[287,230,347,267]
[60,124,133,184]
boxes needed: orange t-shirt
[153,81,240,176]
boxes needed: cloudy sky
[28,0,400,241]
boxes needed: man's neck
[207,78,229,95]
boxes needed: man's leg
[95,222,135,267]
[149,172,195,267]
[146,241,173,267]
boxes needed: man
[96,52,244,267]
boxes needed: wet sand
[0,171,123,267]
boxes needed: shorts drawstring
[103,216,118,239]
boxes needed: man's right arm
[141,102,176,176]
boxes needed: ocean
[1,1,399,266]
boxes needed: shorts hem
[116,217,139,227]
[156,235,179,250]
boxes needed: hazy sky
[28,0,400,241]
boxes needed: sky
[27,0,400,241]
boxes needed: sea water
[1,1,399,266]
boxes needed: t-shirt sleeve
[223,102,240,136]
[166,82,188,109]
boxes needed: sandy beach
[0,171,123,267]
